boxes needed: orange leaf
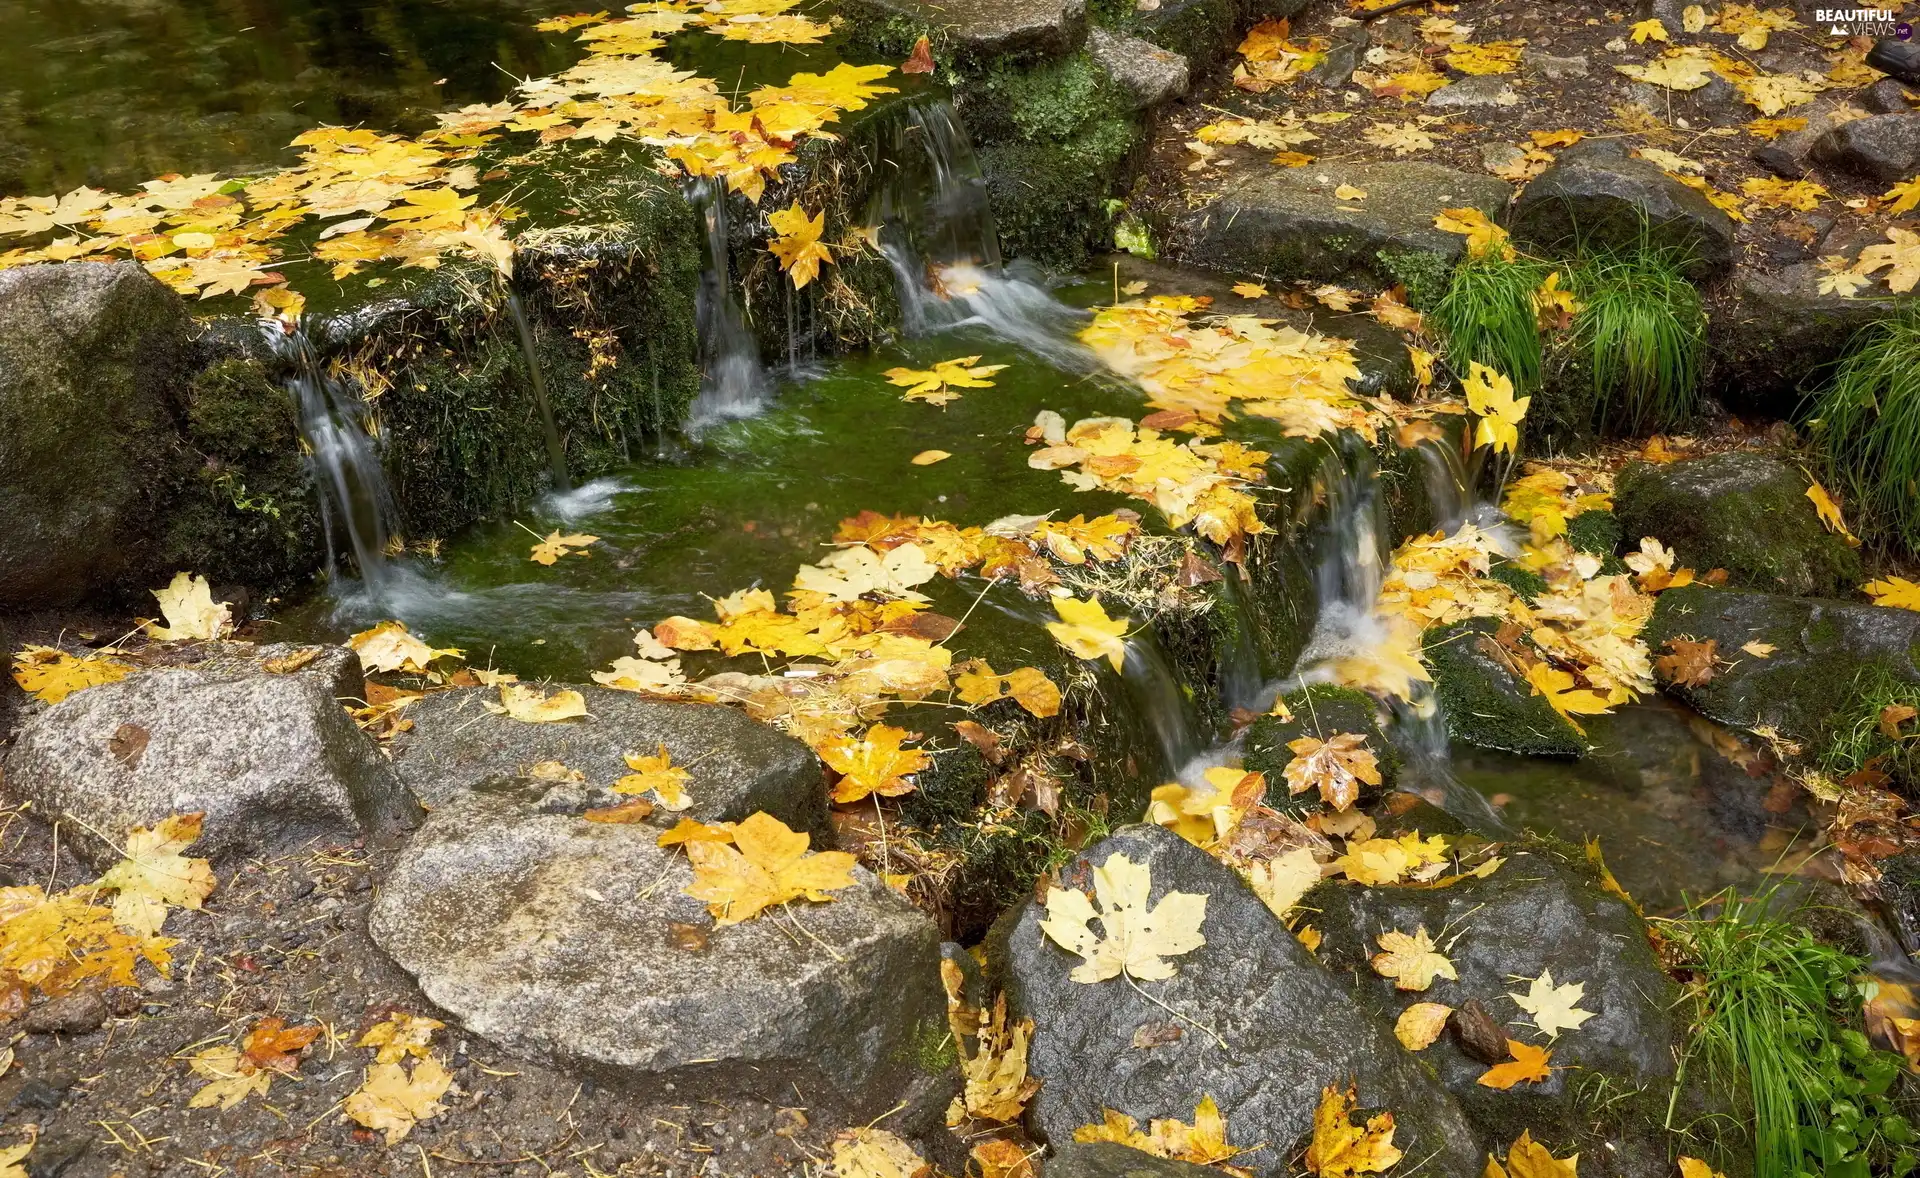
[1477,1039,1554,1088]
[241,1016,322,1075]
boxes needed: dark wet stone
[0,261,194,609]
[1859,78,1918,115]
[1811,113,1920,183]
[370,791,952,1130]
[1510,146,1735,276]
[1426,76,1517,108]
[1615,451,1862,597]
[389,684,828,840]
[987,824,1483,1178]
[1048,1142,1221,1177]
[10,1078,68,1110]
[1243,684,1400,800]
[1424,617,1587,758]
[1711,256,1916,417]
[1129,0,1313,72]
[839,0,1089,62]
[23,990,109,1035]
[1310,33,1366,89]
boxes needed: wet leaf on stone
[1477,1038,1555,1088]
[1038,851,1207,983]
[1865,576,1920,612]
[1508,969,1596,1040]
[1283,733,1381,811]
[1304,1083,1403,1177]
[820,724,930,803]
[683,811,857,926]
[1046,596,1130,672]
[484,683,589,723]
[829,1127,931,1178]
[1394,1002,1453,1050]
[144,572,231,642]
[9,646,133,705]
[357,1012,444,1064]
[349,621,464,675]
[1370,926,1457,991]
[615,743,693,810]
[1804,478,1860,544]
[342,1056,452,1145]
[1486,1130,1579,1178]
[1655,638,1719,688]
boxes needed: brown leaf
[953,720,1009,765]
[901,35,936,74]
[584,797,655,824]
[1449,999,1509,1064]
[667,922,710,952]
[1130,1021,1183,1048]
[241,1016,322,1075]
[1879,704,1917,740]
[109,723,150,769]
[1656,637,1719,687]
[880,611,962,642]
[1178,550,1224,586]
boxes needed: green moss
[1425,617,1588,757]
[1377,247,1456,312]
[1487,561,1549,599]
[978,113,1139,270]
[158,356,325,591]
[908,1013,958,1076]
[1566,508,1623,557]
[1244,684,1400,807]
[964,52,1123,145]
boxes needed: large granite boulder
[369,790,952,1127]
[1314,841,1701,1178]
[1511,144,1735,276]
[2,650,419,868]
[988,824,1484,1177]
[1645,585,1920,745]
[388,684,829,839]
[1614,451,1862,597]
[0,261,193,609]
[1177,161,1512,290]
[838,0,1089,62]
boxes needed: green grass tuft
[1806,309,1920,556]
[1572,244,1705,435]
[1434,252,1549,392]
[1821,664,1920,788]
[1661,890,1915,1178]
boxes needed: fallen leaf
[96,812,216,937]
[1865,576,1920,611]
[9,646,133,704]
[970,1140,1035,1178]
[910,449,950,465]
[1394,1002,1454,1050]
[1508,969,1597,1039]
[242,1016,322,1074]
[820,724,930,803]
[484,682,589,723]
[1372,926,1457,991]
[767,201,833,289]
[1478,1038,1555,1088]
[884,355,1007,406]
[357,1012,444,1064]
[1283,732,1382,811]
[1879,703,1917,739]
[1487,1130,1580,1178]
[1465,361,1529,453]
[343,1057,452,1145]
[615,743,693,810]
[1304,1083,1403,1177]
[1740,641,1776,659]
[901,35,935,74]
[1038,850,1208,983]
[1524,663,1612,733]
[349,621,463,674]
[1247,846,1322,919]
[1232,282,1269,298]
[1852,227,1920,294]
[1630,18,1669,41]
[145,572,231,641]
[187,1044,274,1110]
[947,992,1039,1124]
[1335,183,1369,201]
[529,530,598,564]
[1656,637,1718,688]
[830,1127,929,1178]
[684,811,857,926]
[794,543,937,602]
[1530,129,1584,147]
[1677,1158,1726,1178]
[1046,595,1130,672]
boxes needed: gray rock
[1810,112,1920,183]
[1522,48,1589,79]
[369,790,951,1125]
[1481,142,1529,174]
[1712,255,1915,417]
[1615,451,1862,596]
[988,824,1482,1177]
[841,0,1088,61]
[1426,76,1518,108]
[1314,843,1698,1178]
[1369,16,1416,49]
[191,642,367,702]
[388,685,828,839]
[2,660,420,869]
[1129,0,1313,71]
[0,262,192,609]
[24,990,111,1035]
[1310,31,1366,90]
[1425,617,1588,758]
[1176,162,1511,288]
[1048,1143,1220,1177]
[1860,78,1918,114]
[1511,147,1736,276]
[1645,585,1920,744]
[1088,28,1190,111]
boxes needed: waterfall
[688,177,771,422]
[1291,437,1394,680]
[268,324,394,589]
[503,291,572,491]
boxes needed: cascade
[688,176,772,422]
[268,323,394,590]
[503,291,572,492]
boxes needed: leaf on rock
[821,724,931,803]
[1248,846,1322,919]
[1478,1038,1555,1088]
[1395,1002,1454,1050]
[656,817,736,847]
[1305,1083,1403,1177]
[1038,850,1208,983]
[1655,638,1718,688]
[955,661,1063,718]
[1486,1130,1579,1178]
[1283,732,1381,811]
[1630,18,1669,41]
[1508,969,1596,1039]
[1865,577,1920,611]
[1072,1096,1246,1168]
[1805,478,1860,544]
[969,1140,1036,1178]
[1370,926,1457,991]
[1333,831,1452,885]
[1046,595,1130,672]
[1148,766,1266,848]
[794,543,938,602]
[947,993,1040,1125]
[683,811,857,926]
[10,646,133,705]
[1523,663,1612,734]
[96,812,216,937]
[484,683,589,723]
[144,573,231,642]
[343,1057,453,1145]
[357,1012,444,1064]
[528,530,598,565]
[349,621,464,674]
[616,743,694,810]
[1434,208,1512,261]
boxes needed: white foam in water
[544,476,628,522]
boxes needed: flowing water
[689,177,774,424]
[271,324,395,590]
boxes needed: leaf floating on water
[683,811,857,926]
[884,355,1007,406]
[528,530,598,565]
[1304,1083,1403,1177]
[1038,851,1207,983]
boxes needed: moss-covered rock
[1426,617,1588,757]
[1614,451,1861,596]
[1110,0,1310,73]
[1244,684,1400,805]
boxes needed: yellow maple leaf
[1305,1083,1403,1177]
[528,530,598,564]
[1073,1096,1246,1167]
[1745,115,1807,139]
[1524,663,1612,734]
[947,992,1039,1125]
[10,645,133,704]
[883,355,1008,406]
[349,621,464,674]
[793,542,937,602]
[1486,1131,1579,1178]
[1445,40,1525,74]
[1232,281,1269,298]
[1508,968,1597,1039]
[656,817,736,847]
[1046,595,1129,672]
[1038,850,1208,983]
[144,572,231,641]
[1283,733,1381,811]
[1247,846,1322,919]
[1032,513,1139,565]
[1434,207,1512,260]
[1148,766,1265,847]
[96,813,216,938]
[1334,831,1452,885]
[1365,122,1436,154]
[615,743,694,810]
[1465,362,1530,454]
[1734,72,1826,116]
[1478,1038,1555,1088]
[1616,52,1714,91]
[187,1043,275,1110]
[1371,926,1457,991]
[820,724,930,803]
[1394,1002,1453,1050]
[954,661,1063,718]
[0,1141,28,1178]
[1631,17,1669,41]
[1741,176,1827,212]
[342,1056,452,1144]
[1677,1157,1727,1178]
[1857,227,1920,294]
[830,1127,930,1178]
[767,201,833,289]
[484,682,589,723]
[1886,177,1920,216]
[683,811,857,926]
[1804,477,1860,545]
[1866,577,1920,611]
[357,1012,444,1064]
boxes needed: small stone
[1522,48,1589,79]
[1426,76,1518,108]
[1449,998,1509,1064]
[1481,142,1529,173]
[1310,35,1366,90]
[1087,28,1189,110]
[1811,113,1920,183]
[1860,77,1918,114]
[24,990,109,1035]
[1370,16,1416,48]
[9,1078,67,1111]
